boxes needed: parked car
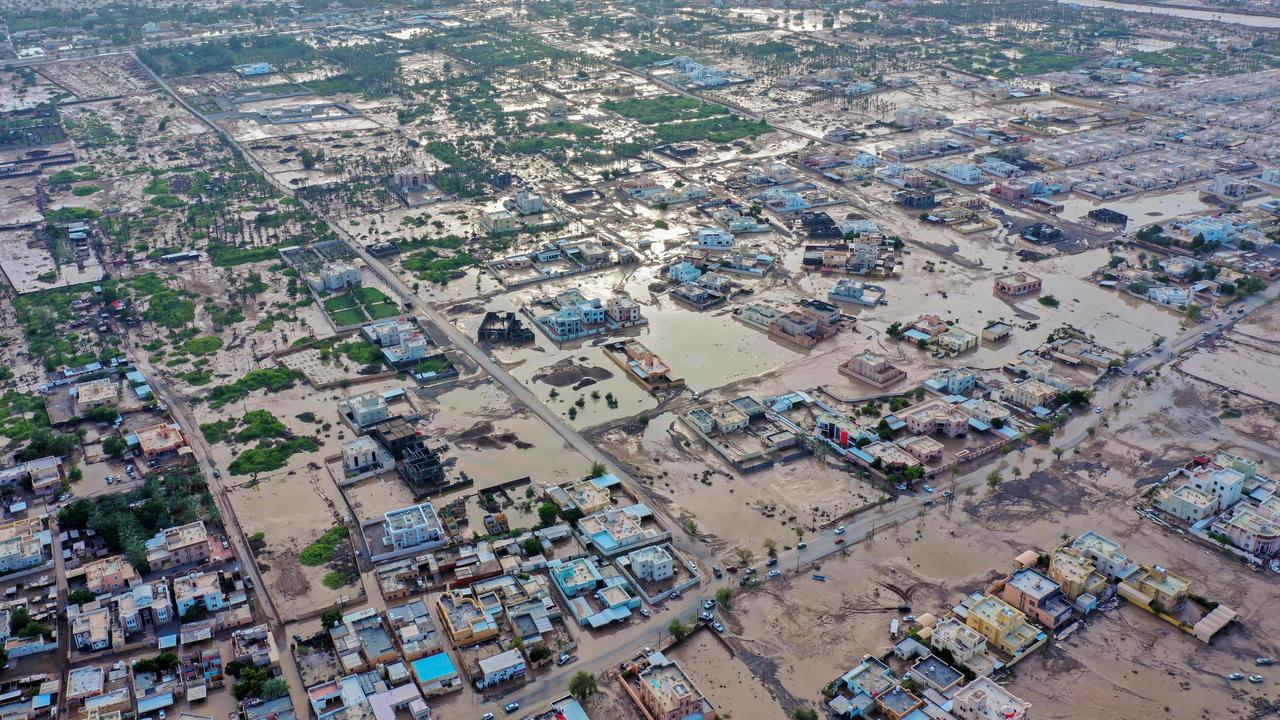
[556,654,574,666]
[767,569,781,579]
[941,490,953,498]
[834,526,846,535]
[1249,675,1264,684]
[1228,672,1245,681]
[699,610,714,621]
[703,599,715,610]
[834,538,845,545]
[483,714,495,720]
[504,704,520,714]
[639,607,651,617]
[797,541,808,550]
[1257,657,1275,666]
[686,561,697,572]
[712,621,725,633]
[712,566,723,578]
[922,485,935,493]
[766,557,778,567]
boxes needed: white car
[767,569,781,579]
[922,485,935,493]
[834,526,846,535]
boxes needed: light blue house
[668,261,702,283]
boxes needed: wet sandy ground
[670,631,788,720]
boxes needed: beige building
[146,521,210,570]
[1048,547,1108,602]
[633,655,716,720]
[965,595,1041,656]
[1117,564,1189,613]
[839,351,907,388]
[937,326,978,354]
[898,435,944,464]
[953,677,1030,719]
[83,555,140,595]
[1002,379,1059,411]
[905,400,969,438]
[994,272,1043,297]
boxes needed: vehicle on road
[712,621,724,633]
[797,541,807,549]
[1094,407,1102,414]
[766,557,778,567]
[703,599,716,610]
[504,704,520,714]
[639,607,650,617]
[1228,673,1245,681]
[1249,675,1264,683]
[644,647,653,656]
[942,490,953,498]
[834,538,845,545]
[556,654,574,666]
[1258,657,1275,666]
[767,569,781,578]
[922,485,935,493]
[712,566,723,578]
[812,573,827,581]
[211,469,220,479]
[686,561,697,572]
[834,526,846,535]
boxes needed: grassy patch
[228,435,320,475]
[184,336,223,355]
[335,339,384,365]
[299,525,347,566]
[602,95,727,124]
[323,294,359,312]
[149,194,185,210]
[653,116,771,143]
[182,370,213,386]
[330,308,366,326]
[322,571,353,589]
[71,184,101,196]
[207,242,284,267]
[205,367,305,409]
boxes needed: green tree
[793,709,819,720]
[764,538,777,558]
[667,618,690,642]
[320,610,342,628]
[537,502,559,528]
[715,587,732,608]
[68,588,98,605]
[588,461,607,478]
[103,435,128,458]
[569,671,599,701]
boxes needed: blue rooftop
[904,329,932,342]
[590,473,622,489]
[411,652,457,683]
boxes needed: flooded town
[1,1,1280,720]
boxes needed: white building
[338,392,391,430]
[383,503,445,551]
[342,437,389,475]
[694,227,734,249]
[628,545,674,582]
[306,261,363,292]
[514,190,545,215]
